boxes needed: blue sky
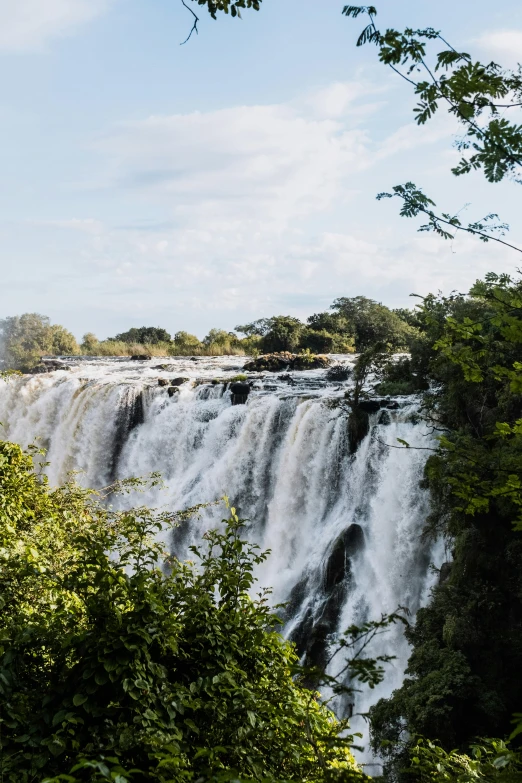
[0,0,521,340]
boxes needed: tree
[49,324,80,355]
[112,327,172,345]
[331,296,417,352]
[236,316,305,353]
[235,318,273,337]
[81,332,99,352]
[369,273,522,779]
[169,331,203,354]
[0,313,79,370]
[203,328,239,347]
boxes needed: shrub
[0,440,365,783]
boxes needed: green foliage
[0,440,367,783]
[376,183,519,253]
[369,272,522,779]
[193,0,262,21]
[180,0,262,45]
[169,331,204,355]
[0,313,80,370]
[344,7,522,255]
[375,356,428,396]
[331,297,417,352]
[409,734,522,783]
[112,328,173,345]
[343,6,522,184]
[236,317,304,353]
[202,329,242,354]
[81,333,99,353]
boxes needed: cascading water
[0,355,442,768]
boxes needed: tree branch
[180,0,199,45]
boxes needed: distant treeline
[0,296,418,370]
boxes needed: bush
[112,327,172,345]
[374,356,427,396]
[83,341,171,357]
[301,329,355,354]
[0,440,365,783]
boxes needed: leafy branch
[180,0,263,43]
[342,5,522,183]
[377,182,522,254]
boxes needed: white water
[0,355,441,768]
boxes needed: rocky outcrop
[288,524,365,678]
[24,359,70,374]
[131,354,151,361]
[230,381,251,406]
[157,378,170,387]
[323,524,364,592]
[347,396,403,451]
[170,377,189,386]
[439,562,452,585]
[243,352,331,372]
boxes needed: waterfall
[0,355,441,765]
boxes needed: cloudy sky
[0,0,521,339]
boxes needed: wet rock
[131,354,151,361]
[25,359,70,374]
[324,524,364,592]
[170,377,189,387]
[230,381,250,396]
[378,409,391,425]
[287,525,366,678]
[244,352,331,373]
[167,386,179,397]
[109,389,144,479]
[439,561,452,585]
[24,364,49,374]
[230,381,251,406]
[348,408,370,452]
[357,399,381,414]
[157,378,169,387]
[278,373,295,384]
[284,577,310,621]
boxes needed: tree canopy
[112,327,172,345]
[0,314,79,370]
[0,438,368,782]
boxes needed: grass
[80,341,248,357]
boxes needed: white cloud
[475,29,522,67]
[100,102,370,231]
[0,0,113,52]
[5,79,516,336]
[97,82,451,237]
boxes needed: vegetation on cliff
[0,297,418,371]
[368,272,522,780]
[0,438,374,783]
